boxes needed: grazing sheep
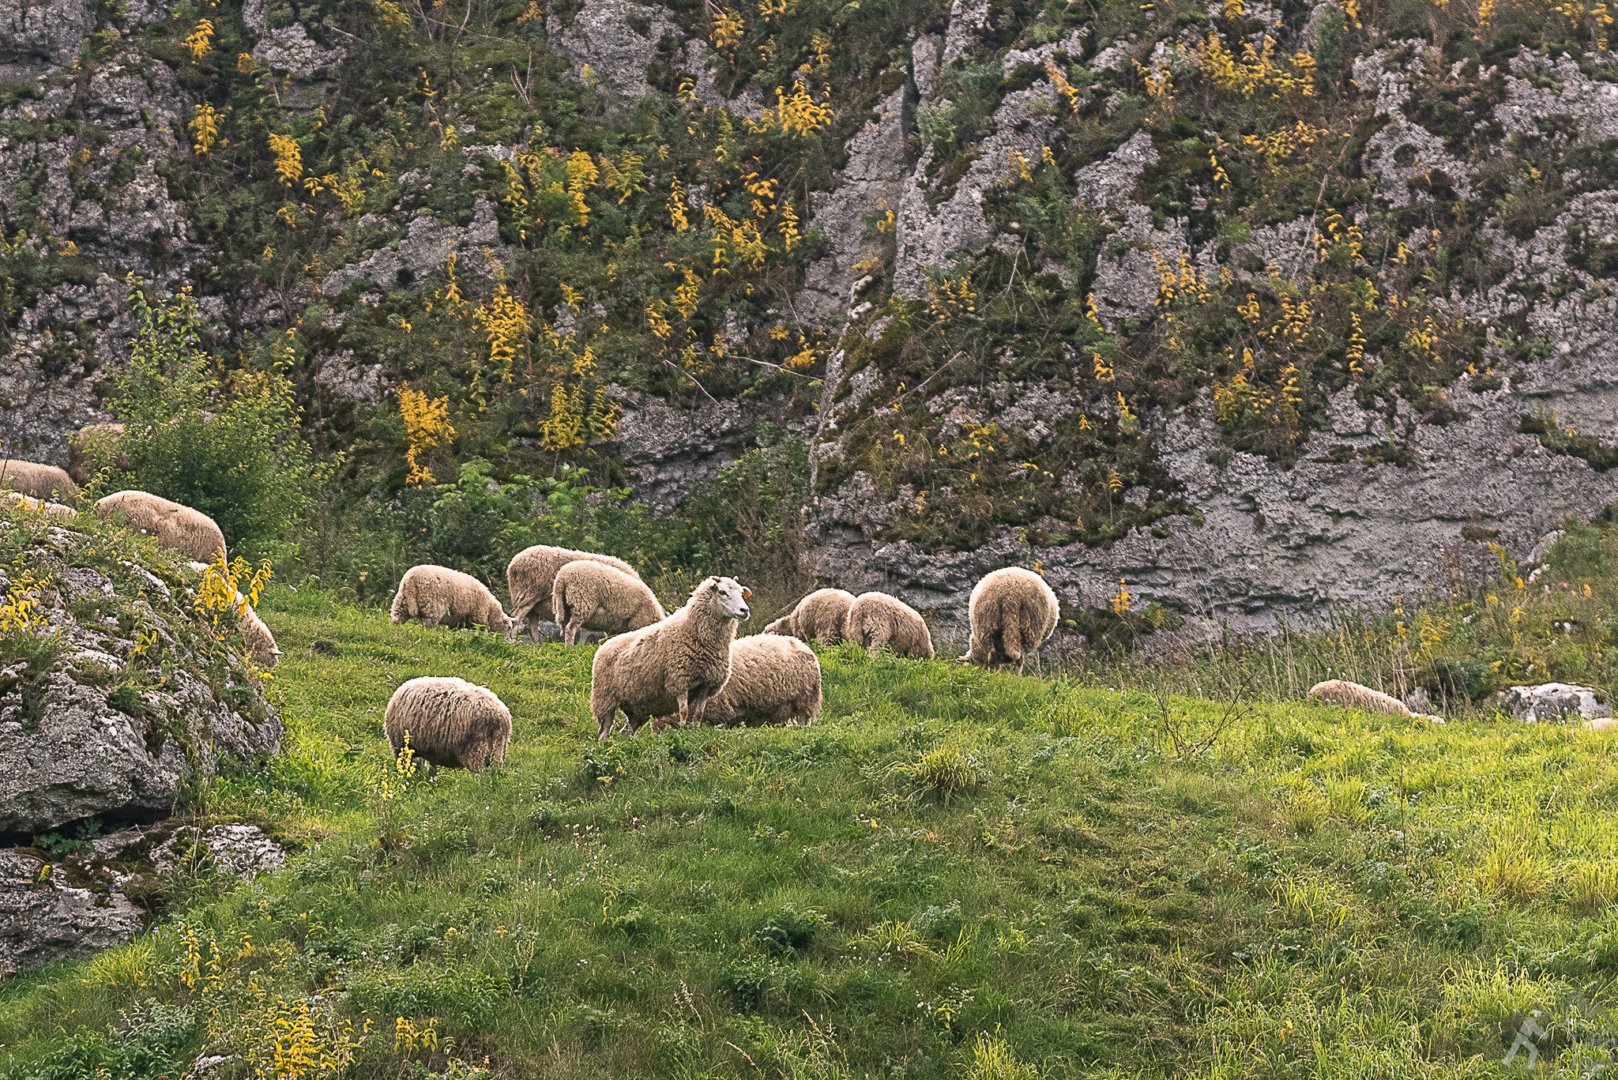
[843,592,934,660]
[96,490,227,562]
[384,676,512,773]
[2,492,77,520]
[590,575,751,740]
[506,545,639,641]
[656,634,822,729]
[551,559,665,646]
[0,459,79,502]
[236,603,281,668]
[1307,679,1444,723]
[390,564,515,637]
[66,422,125,485]
[763,588,856,645]
[184,563,280,669]
[960,567,1059,674]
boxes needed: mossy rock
[0,507,280,838]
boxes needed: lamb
[389,564,515,637]
[2,492,78,519]
[184,562,281,669]
[656,634,822,730]
[590,575,751,740]
[551,559,665,646]
[66,422,125,485]
[1307,679,1444,723]
[960,567,1060,674]
[842,592,934,659]
[506,544,640,641]
[762,587,856,644]
[0,459,79,502]
[96,490,227,562]
[384,676,512,773]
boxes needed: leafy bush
[91,284,324,562]
[295,442,808,608]
[677,436,812,607]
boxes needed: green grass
[4,591,1618,1078]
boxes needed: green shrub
[92,283,324,562]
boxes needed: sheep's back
[0,460,79,501]
[385,677,511,769]
[509,546,638,614]
[592,623,682,715]
[797,589,855,642]
[707,635,821,725]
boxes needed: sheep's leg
[1006,637,1026,675]
[595,704,618,741]
[561,619,577,646]
[675,688,691,727]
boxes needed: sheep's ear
[742,587,753,600]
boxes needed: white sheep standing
[1308,679,1444,723]
[763,588,856,644]
[655,634,822,729]
[506,544,639,641]
[842,592,934,659]
[390,564,515,637]
[551,559,665,646]
[590,575,751,740]
[96,490,226,562]
[384,676,512,773]
[960,567,1060,674]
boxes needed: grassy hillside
[3,593,1618,1077]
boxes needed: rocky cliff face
[3,0,1617,634]
[0,504,284,973]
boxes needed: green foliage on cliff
[89,286,325,561]
[4,0,1617,572]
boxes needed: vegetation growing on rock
[0,503,280,838]
[4,0,1616,626]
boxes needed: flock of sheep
[3,454,1438,779]
[0,455,1066,778]
[379,545,1065,768]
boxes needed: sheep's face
[709,576,751,621]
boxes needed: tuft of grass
[1569,861,1618,915]
[1481,840,1547,904]
[963,1032,1041,1080]
[891,743,986,802]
